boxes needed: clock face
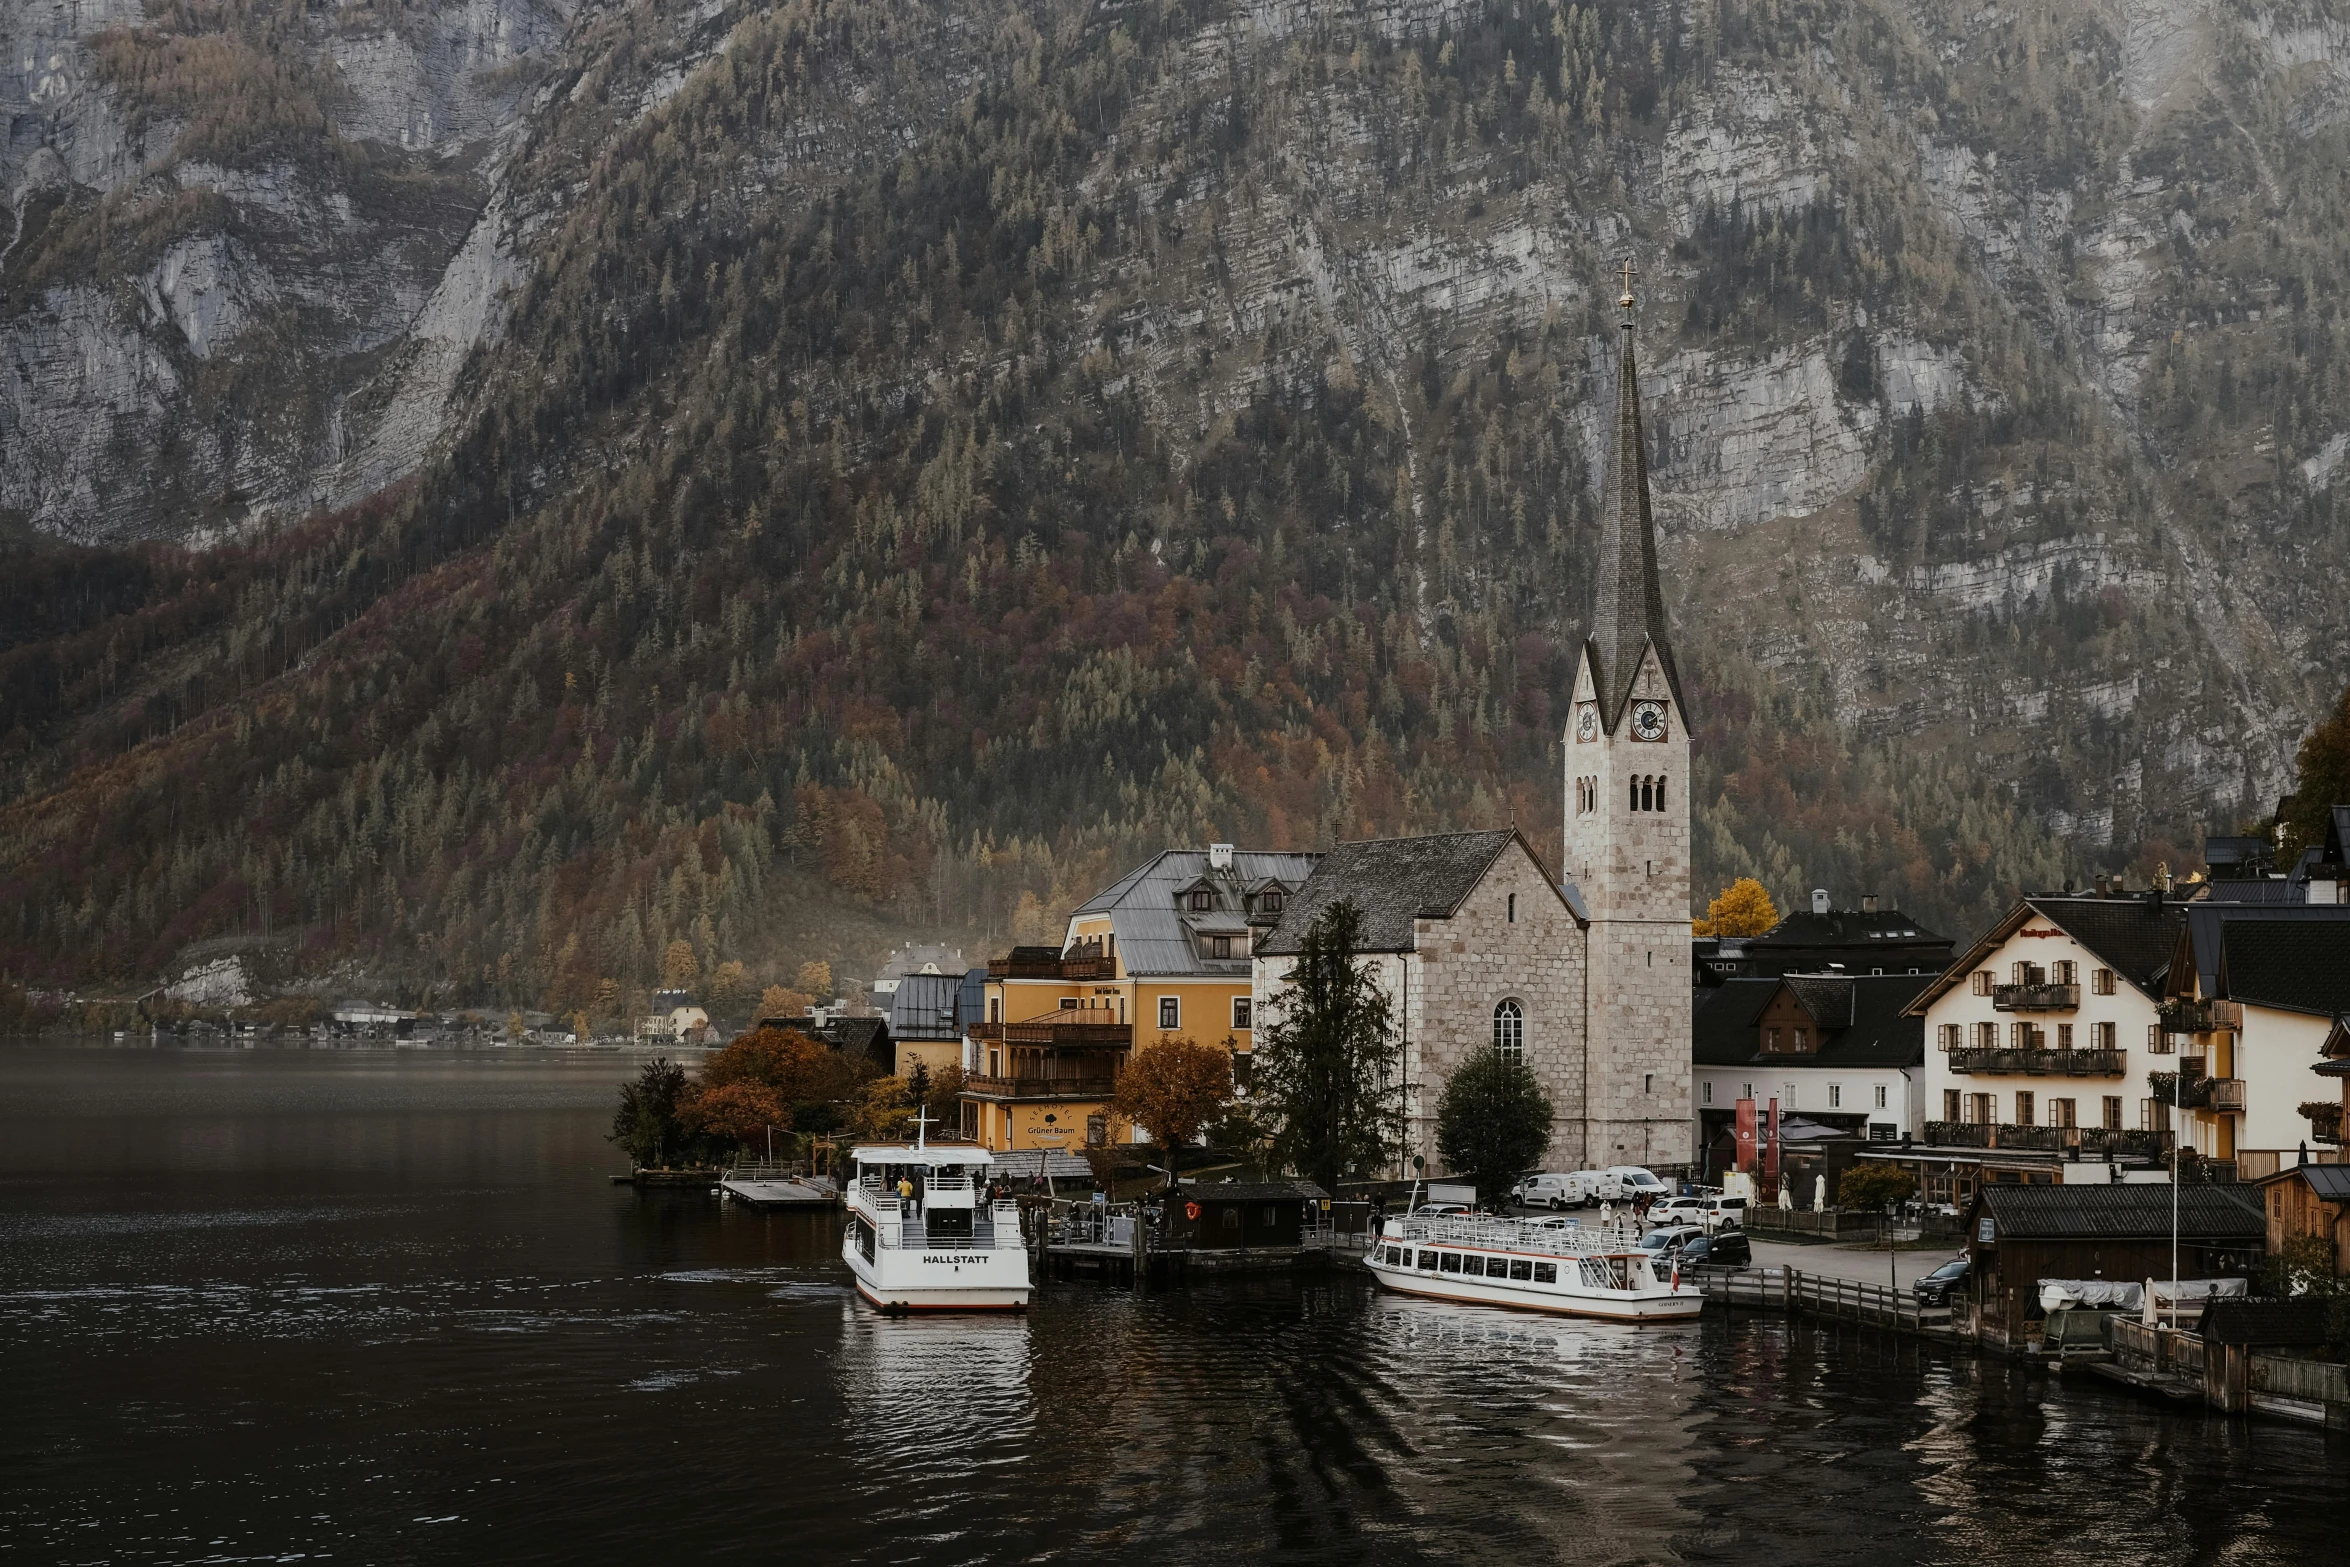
[1575,702,1598,743]
[1631,700,1668,742]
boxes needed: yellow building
[960,844,1319,1152]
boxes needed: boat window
[1384,1246,1402,1265]
[1533,1262,1558,1284]
[1460,1255,1484,1276]
[1439,1251,1462,1273]
[1509,1259,1533,1281]
[1417,1249,1439,1272]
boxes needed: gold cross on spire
[1618,258,1638,311]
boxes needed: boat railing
[1384,1215,1647,1255]
[865,1199,1024,1250]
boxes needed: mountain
[2,0,2346,1010]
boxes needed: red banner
[1734,1098,1756,1173]
[1763,1097,1781,1188]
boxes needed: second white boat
[1364,1213,1702,1322]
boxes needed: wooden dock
[1690,1265,1961,1342]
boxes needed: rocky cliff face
[1,0,2346,991]
[1,0,569,539]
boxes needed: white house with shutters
[1909,892,2186,1155]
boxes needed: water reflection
[2,1044,2346,1567]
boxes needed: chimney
[1208,843,1235,871]
[1861,894,1879,915]
[2095,873,2110,897]
[1811,889,1830,916]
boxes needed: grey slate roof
[2174,904,2350,1008]
[1071,848,1320,977]
[888,972,964,1039]
[1910,893,2189,1016]
[1754,908,1949,950]
[1973,1183,2264,1240]
[1257,830,1553,955]
[2260,1163,2350,1202]
[2218,916,2350,1017]
[1693,974,1928,1069]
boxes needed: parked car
[1675,1231,1751,1268]
[1412,1202,1473,1217]
[1637,1225,1705,1260]
[1701,1194,1751,1230]
[1913,1255,1971,1307]
[1511,1172,1589,1210]
[1647,1195,1710,1228]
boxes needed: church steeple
[1585,264,1682,728]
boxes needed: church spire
[1586,261,1681,727]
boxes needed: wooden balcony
[967,1018,1132,1047]
[987,950,1117,981]
[958,1074,1119,1101]
[1992,983,2081,1012]
[2158,998,2244,1035]
[1947,1047,2126,1077]
[1920,1122,2172,1157]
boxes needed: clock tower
[1562,266,1692,1170]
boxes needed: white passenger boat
[1364,1213,1702,1322]
[842,1127,1031,1312]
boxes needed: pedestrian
[897,1172,914,1211]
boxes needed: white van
[1606,1166,1672,1204]
[1510,1172,1589,1209]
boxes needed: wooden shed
[1168,1180,1329,1250]
[2253,1161,2350,1275]
[1964,1184,2267,1349]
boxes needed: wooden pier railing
[1689,1265,1948,1334]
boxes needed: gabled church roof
[1585,291,1685,729]
[1256,829,1579,955]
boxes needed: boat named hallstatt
[842,1132,1031,1312]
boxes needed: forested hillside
[2,0,2346,1012]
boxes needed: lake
[1,1043,2340,1565]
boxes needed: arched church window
[1655,776,1667,812]
[1640,777,1654,812]
[1629,777,1640,812]
[1492,999,1524,1064]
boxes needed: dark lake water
[2,1044,2343,1566]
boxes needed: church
[1253,276,1694,1176]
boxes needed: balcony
[2304,1103,2344,1146]
[2147,1071,2245,1113]
[1920,1122,2173,1157]
[987,949,1117,981]
[1992,983,2081,1012]
[1948,1047,2126,1077]
[958,1074,1119,1101]
[2157,998,2243,1035]
[968,1018,1132,1047]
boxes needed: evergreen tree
[1252,900,1401,1191]
[1434,1047,1554,1211]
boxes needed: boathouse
[1165,1180,1329,1250]
[1963,1184,2266,1350]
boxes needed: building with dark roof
[1692,973,1930,1180]
[2161,902,2350,1175]
[1912,890,2192,1182]
[1963,1182,2267,1349]
[1696,892,1955,986]
[1256,828,1607,1174]
[752,1013,894,1073]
